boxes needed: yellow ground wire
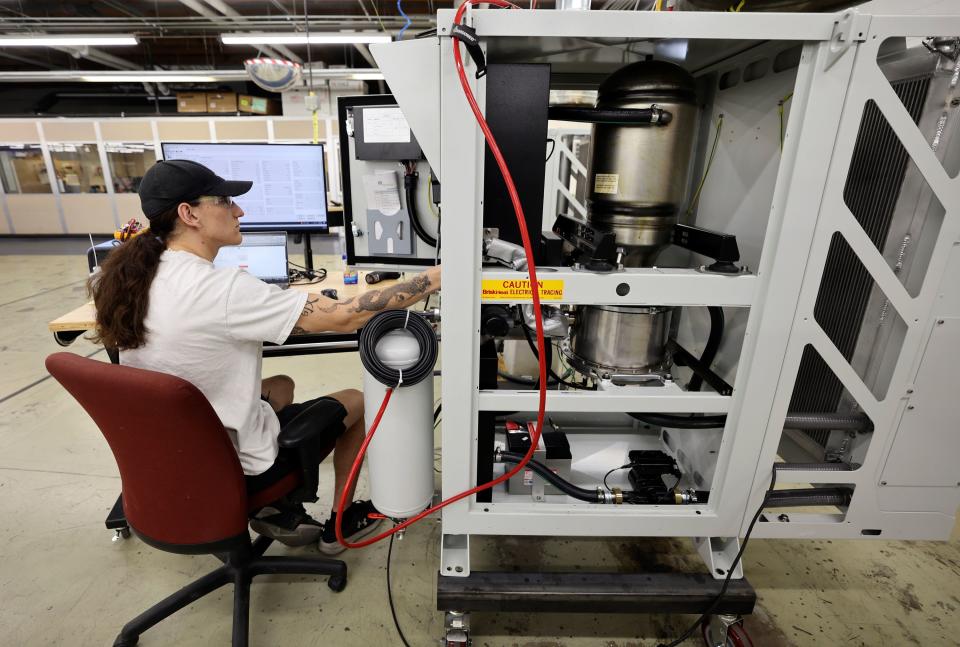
[686,113,724,217]
[729,0,746,11]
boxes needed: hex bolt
[455,566,464,573]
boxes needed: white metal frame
[430,3,960,578]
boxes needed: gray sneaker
[250,505,324,547]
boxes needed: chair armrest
[277,399,346,449]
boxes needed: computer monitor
[160,142,328,233]
[213,231,290,286]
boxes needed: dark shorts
[245,395,349,496]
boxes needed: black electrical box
[482,64,550,262]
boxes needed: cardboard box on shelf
[238,94,281,115]
[176,92,207,113]
[206,91,238,113]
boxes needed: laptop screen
[214,232,289,285]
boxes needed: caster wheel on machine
[701,618,754,647]
[327,575,347,592]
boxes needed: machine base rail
[436,570,756,615]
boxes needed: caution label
[594,173,619,195]
[481,279,564,301]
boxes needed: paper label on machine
[594,173,619,194]
[362,107,411,144]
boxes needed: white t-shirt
[120,249,307,475]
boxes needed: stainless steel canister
[587,60,698,265]
[566,305,673,376]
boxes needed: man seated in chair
[88,159,441,553]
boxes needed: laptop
[214,231,290,287]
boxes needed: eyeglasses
[195,195,235,208]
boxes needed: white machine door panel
[880,317,960,488]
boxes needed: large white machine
[354,1,960,643]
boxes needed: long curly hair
[88,205,182,350]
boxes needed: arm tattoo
[351,274,431,313]
[300,297,319,317]
[319,296,355,313]
[290,325,307,336]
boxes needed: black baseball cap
[138,159,252,219]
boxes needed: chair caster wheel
[112,527,131,542]
[113,634,138,647]
[328,575,347,592]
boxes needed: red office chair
[46,352,347,647]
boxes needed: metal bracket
[694,536,744,581]
[441,533,471,578]
[825,10,871,71]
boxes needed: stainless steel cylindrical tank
[566,305,673,376]
[587,60,698,265]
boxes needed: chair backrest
[46,352,249,549]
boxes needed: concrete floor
[1,241,959,646]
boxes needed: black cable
[656,465,780,647]
[687,306,724,392]
[628,412,726,429]
[520,324,596,390]
[387,533,412,647]
[497,369,559,387]
[414,27,437,39]
[287,261,327,285]
[359,310,438,387]
[545,138,556,162]
[603,463,637,493]
[402,164,438,247]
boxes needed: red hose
[336,0,547,549]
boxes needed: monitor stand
[302,233,315,274]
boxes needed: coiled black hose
[766,487,853,508]
[687,306,724,392]
[628,412,727,429]
[499,451,601,503]
[628,411,872,431]
[776,462,854,472]
[782,412,873,431]
[403,169,438,247]
[359,310,438,387]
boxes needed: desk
[48,269,404,356]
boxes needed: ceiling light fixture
[221,32,391,46]
[350,72,386,81]
[80,74,219,83]
[0,34,138,47]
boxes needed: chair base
[113,537,347,647]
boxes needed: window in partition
[0,144,51,193]
[49,143,107,194]
[105,143,157,193]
